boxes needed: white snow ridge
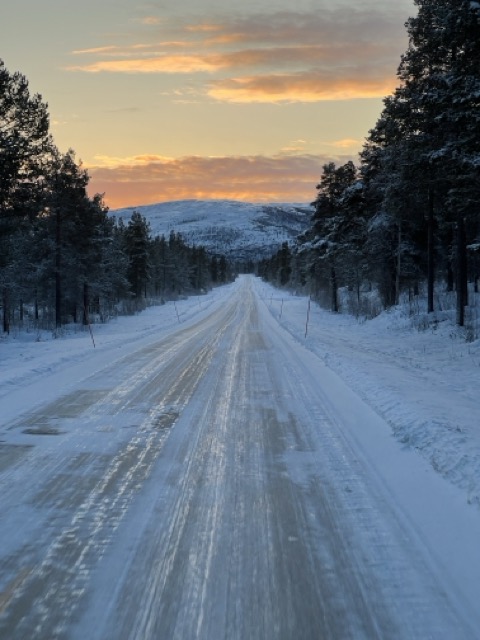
[112,199,311,260]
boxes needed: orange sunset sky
[1,0,415,210]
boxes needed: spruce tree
[124,212,151,300]
[311,161,359,312]
[363,0,480,320]
[0,59,51,332]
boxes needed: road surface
[0,276,478,639]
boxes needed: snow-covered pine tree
[124,211,151,302]
[401,0,480,322]
[0,59,51,332]
[363,0,480,322]
[310,161,360,312]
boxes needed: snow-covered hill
[112,199,311,261]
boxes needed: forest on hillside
[259,0,480,333]
[0,61,232,334]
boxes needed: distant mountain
[112,199,312,261]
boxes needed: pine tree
[150,235,169,297]
[0,59,51,332]
[310,161,359,312]
[363,0,480,320]
[124,212,151,300]
[277,242,292,287]
[44,150,91,327]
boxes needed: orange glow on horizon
[86,153,356,210]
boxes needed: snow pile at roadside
[254,279,480,509]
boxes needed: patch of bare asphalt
[0,444,33,472]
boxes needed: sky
[1,0,415,209]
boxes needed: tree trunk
[444,226,454,292]
[395,222,401,306]
[446,262,454,292]
[456,216,467,326]
[2,287,10,334]
[330,263,338,313]
[82,282,89,326]
[55,208,62,328]
[427,188,435,313]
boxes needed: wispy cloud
[207,69,395,103]
[72,45,120,55]
[87,153,355,209]
[328,138,363,149]
[69,55,224,74]
[173,9,406,49]
[68,7,409,103]
[69,44,394,75]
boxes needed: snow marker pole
[83,304,96,348]
[174,301,181,324]
[280,299,284,319]
[305,296,311,339]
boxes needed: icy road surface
[1,277,479,639]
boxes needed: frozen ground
[1,276,480,638]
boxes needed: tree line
[0,59,232,334]
[259,0,480,327]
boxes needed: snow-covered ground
[1,275,480,637]
[0,289,229,426]
[259,282,480,510]
[3,277,477,510]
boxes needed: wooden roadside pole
[305,296,311,339]
[83,304,96,348]
[174,301,181,324]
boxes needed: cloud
[208,69,395,103]
[281,139,308,154]
[68,8,409,101]
[139,17,163,26]
[68,55,224,74]
[87,153,356,209]
[72,46,119,55]
[328,138,363,149]
[189,9,408,50]
[91,154,174,167]
[69,45,389,75]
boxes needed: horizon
[110,195,312,212]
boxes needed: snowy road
[1,276,479,639]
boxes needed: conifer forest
[259,0,480,331]
[2,0,480,334]
[0,60,232,334]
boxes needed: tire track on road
[0,295,239,640]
